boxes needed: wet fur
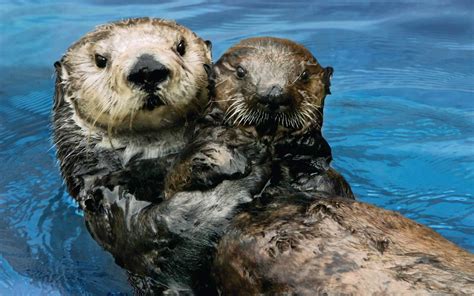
[165,37,353,200]
[53,18,226,293]
[206,37,473,296]
[84,163,270,294]
[213,196,474,295]
[52,29,474,295]
[53,17,211,202]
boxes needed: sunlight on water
[0,0,473,293]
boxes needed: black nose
[258,85,291,110]
[128,54,170,91]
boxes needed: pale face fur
[56,18,211,133]
[213,37,332,132]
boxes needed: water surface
[1,0,473,294]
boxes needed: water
[0,0,472,294]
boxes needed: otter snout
[128,54,170,91]
[257,85,291,111]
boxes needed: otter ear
[323,66,333,95]
[202,40,212,63]
[204,40,212,51]
[53,60,65,109]
[54,61,61,71]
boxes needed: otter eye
[177,40,186,56]
[300,70,310,82]
[236,66,247,78]
[95,54,107,68]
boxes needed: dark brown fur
[213,194,474,295]
[200,38,474,295]
[213,37,331,132]
[165,37,353,200]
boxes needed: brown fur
[208,37,472,295]
[165,140,249,197]
[213,197,474,295]
[213,37,332,133]
[164,37,352,200]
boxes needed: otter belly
[213,196,474,295]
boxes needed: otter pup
[165,37,353,200]
[53,17,212,203]
[201,41,474,296]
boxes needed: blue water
[0,0,472,294]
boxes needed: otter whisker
[128,97,141,130]
[257,110,264,124]
[239,114,248,125]
[227,95,242,108]
[215,76,232,87]
[236,105,250,126]
[308,105,323,120]
[236,107,248,126]
[243,113,252,125]
[217,98,239,102]
[90,95,112,129]
[224,95,239,118]
[250,109,260,124]
[304,106,317,119]
[232,111,243,126]
[225,101,244,123]
[227,105,241,125]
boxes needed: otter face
[55,18,212,132]
[213,37,333,132]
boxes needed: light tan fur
[58,18,211,134]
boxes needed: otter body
[214,196,474,295]
[165,37,353,201]
[53,18,272,294]
[53,18,240,293]
[203,39,473,296]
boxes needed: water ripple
[1,0,473,293]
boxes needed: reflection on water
[0,0,473,293]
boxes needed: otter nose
[258,85,291,111]
[128,54,170,90]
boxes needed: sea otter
[200,39,474,296]
[52,17,240,293]
[164,37,353,200]
[52,17,212,203]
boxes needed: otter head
[54,18,212,133]
[213,37,332,135]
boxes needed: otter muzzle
[128,54,170,91]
